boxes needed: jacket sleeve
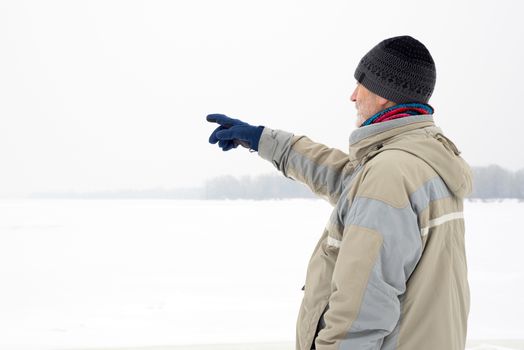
[257,127,353,206]
[314,165,423,349]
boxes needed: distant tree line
[470,165,524,199]
[30,165,524,200]
[202,165,524,200]
[203,174,315,200]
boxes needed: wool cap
[354,35,436,104]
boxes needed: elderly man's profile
[207,35,472,350]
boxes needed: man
[206,35,473,350]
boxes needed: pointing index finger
[206,114,233,127]
[206,114,219,122]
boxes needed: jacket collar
[350,114,434,145]
[348,114,435,167]
[347,114,473,198]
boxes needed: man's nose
[350,87,357,102]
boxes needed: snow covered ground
[0,198,522,350]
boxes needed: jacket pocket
[301,298,329,350]
[312,302,329,347]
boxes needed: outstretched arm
[258,127,353,206]
[206,114,353,206]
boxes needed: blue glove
[206,114,265,152]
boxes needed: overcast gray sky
[1,0,523,197]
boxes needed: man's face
[350,82,392,127]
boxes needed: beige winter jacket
[257,114,473,350]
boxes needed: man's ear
[376,95,389,107]
[377,95,395,108]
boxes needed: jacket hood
[348,114,473,198]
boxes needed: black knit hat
[354,35,436,104]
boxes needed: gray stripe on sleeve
[259,127,354,205]
[339,254,401,350]
[409,176,453,215]
[286,148,350,205]
[337,197,422,349]
[380,294,405,350]
[344,196,423,294]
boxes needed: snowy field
[0,198,522,350]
